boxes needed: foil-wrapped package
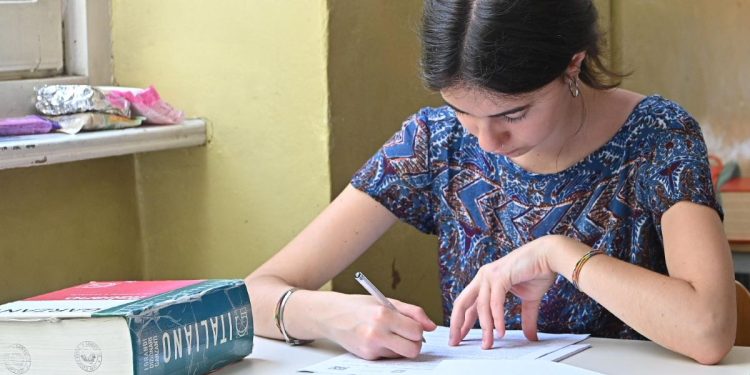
[35,85,131,117]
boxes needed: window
[0,0,112,118]
[0,0,63,81]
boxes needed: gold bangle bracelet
[572,250,605,289]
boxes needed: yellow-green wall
[0,158,142,303]
[326,0,444,322]
[613,0,750,171]
[111,0,330,279]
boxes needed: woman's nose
[475,121,509,153]
[477,134,507,153]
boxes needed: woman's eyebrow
[444,101,529,117]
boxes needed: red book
[721,177,750,193]
[26,280,201,302]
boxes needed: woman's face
[441,78,576,159]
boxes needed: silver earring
[568,77,580,97]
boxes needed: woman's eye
[504,113,526,123]
[452,107,526,124]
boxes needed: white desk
[220,336,750,374]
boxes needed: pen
[354,271,426,343]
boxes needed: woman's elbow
[686,316,736,365]
[690,342,733,365]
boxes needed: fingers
[449,279,479,346]
[355,327,422,360]
[449,254,551,349]
[459,301,477,343]
[375,329,423,359]
[521,299,540,341]
[477,279,495,349]
[490,280,506,340]
[391,300,438,331]
[387,308,429,343]
[353,306,424,360]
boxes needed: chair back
[736,280,750,346]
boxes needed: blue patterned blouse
[350,95,722,339]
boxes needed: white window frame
[0,0,112,118]
[0,0,207,171]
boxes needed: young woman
[246,0,737,365]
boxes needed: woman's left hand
[448,235,569,349]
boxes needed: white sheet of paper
[433,359,604,374]
[298,326,589,374]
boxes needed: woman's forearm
[244,274,296,340]
[244,274,343,341]
[243,185,401,341]
[245,273,436,360]
[547,236,736,364]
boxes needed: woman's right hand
[245,186,432,359]
[318,294,437,360]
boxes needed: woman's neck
[509,87,644,175]
[511,86,597,174]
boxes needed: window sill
[0,118,207,171]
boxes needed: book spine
[97,280,253,375]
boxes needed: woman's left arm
[550,201,736,364]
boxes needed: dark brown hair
[421,0,626,94]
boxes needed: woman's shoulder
[412,106,461,130]
[629,94,700,132]
[398,106,467,147]
[626,95,710,173]
[377,106,467,165]
[618,94,704,153]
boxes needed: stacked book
[0,280,253,374]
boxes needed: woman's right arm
[245,184,436,359]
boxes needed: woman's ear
[566,51,587,77]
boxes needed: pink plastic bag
[107,86,184,125]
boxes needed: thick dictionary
[0,279,253,374]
